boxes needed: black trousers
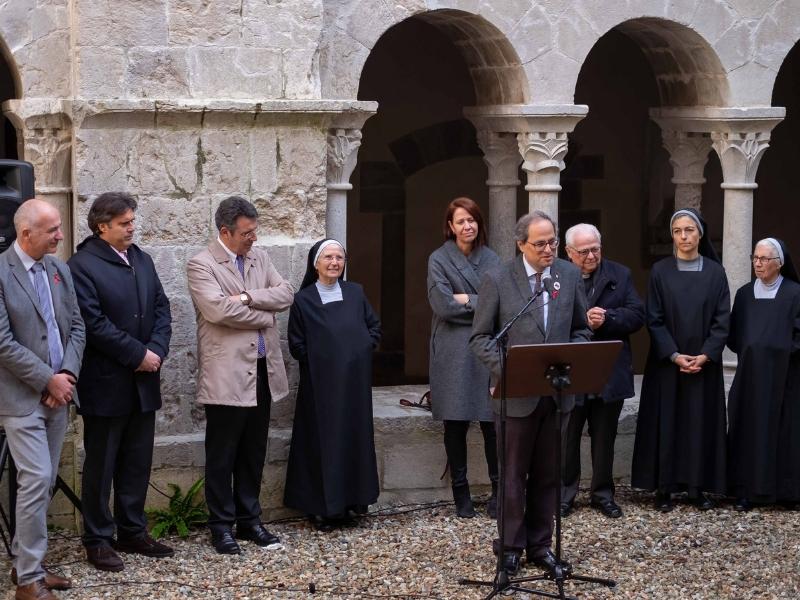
[562,396,623,504]
[81,409,156,547]
[443,420,498,487]
[204,358,271,534]
[496,398,566,555]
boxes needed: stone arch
[0,35,21,159]
[323,6,528,105]
[580,18,730,107]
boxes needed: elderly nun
[727,238,800,511]
[284,239,382,531]
[631,208,730,512]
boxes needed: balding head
[14,199,59,233]
[14,199,64,260]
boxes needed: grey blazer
[469,256,591,417]
[0,247,86,417]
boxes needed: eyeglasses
[751,255,780,264]
[569,246,601,258]
[525,238,559,251]
[319,255,346,263]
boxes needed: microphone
[541,275,554,297]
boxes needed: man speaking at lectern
[470,210,590,576]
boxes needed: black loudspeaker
[0,160,35,253]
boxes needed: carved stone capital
[475,130,520,187]
[517,131,569,192]
[326,128,362,191]
[660,130,712,185]
[711,131,771,189]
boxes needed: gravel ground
[3,486,799,599]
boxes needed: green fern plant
[146,477,208,539]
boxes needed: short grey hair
[514,210,558,243]
[565,223,601,247]
[13,198,53,233]
[214,196,258,232]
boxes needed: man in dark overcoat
[68,192,173,571]
[561,224,645,519]
[470,211,591,576]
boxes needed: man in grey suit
[470,211,590,577]
[0,199,85,600]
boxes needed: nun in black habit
[727,238,800,510]
[284,239,381,530]
[631,208,730,511]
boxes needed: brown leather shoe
[114,534,174,558]
[10,568,71,590]
[85,545,124,572]
[15,579,57,600]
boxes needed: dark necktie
[532,272,545,329]
[32,262,63,372]
[235,255,266,358]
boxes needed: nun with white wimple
[284,239,381,530]
[727,238,800,511]
[631,208,731,512]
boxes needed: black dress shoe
[591,498,623,518]
[528,549,572,577]
[236,523,282,549]
[86,544,124,571]
[502,551,521,576]
[655,492,674,513]
[733,497,751,512]
[310,515,337,532]
[114,534,175,558]
[560,501,574,518]
[693,493,715,511]
[211,531,241,555]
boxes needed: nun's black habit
[727,239,800,503]
[631,209,731,496]
[283,240,382,517]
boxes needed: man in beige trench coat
[187,196,293,555]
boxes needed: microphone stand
[459,289,544,598]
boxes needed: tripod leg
[53,476,82,513]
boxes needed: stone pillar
[711,131,772,300]
[2,100,74,259]
[517,131,569,218]
[475,130,520,260]
[660,130,712,211]
[325,128,362,245]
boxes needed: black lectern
[460,340,622,600]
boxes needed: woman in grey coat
[427,197,501,518]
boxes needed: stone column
[711,131,772,300]
[475,130,520,260]
[325,128,362,245]
[517,131,570,218]
[660,130,712,211]
[2,100,73,259]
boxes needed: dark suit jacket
[584,259,645,402]
[68,236,171,416]
[470,256,591,417]
[0,246,86,417]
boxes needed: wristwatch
[240,292,250,306]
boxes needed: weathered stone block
[241,0,323,49]
[283,48,321,99]
[126,48,191,98]
[77,46,126,99]
[136,196,211,246]
[555,13,595,63]
[187,47,283,99]
[16,31,71,97]
[167,0,242,45]
[75,128,138,196]
[200,130,252,194]
[249,129,279,196]
[77,0,169,47]
[127,130,203,198]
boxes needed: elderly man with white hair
[726,238,800,511]
[561,223,645,519]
